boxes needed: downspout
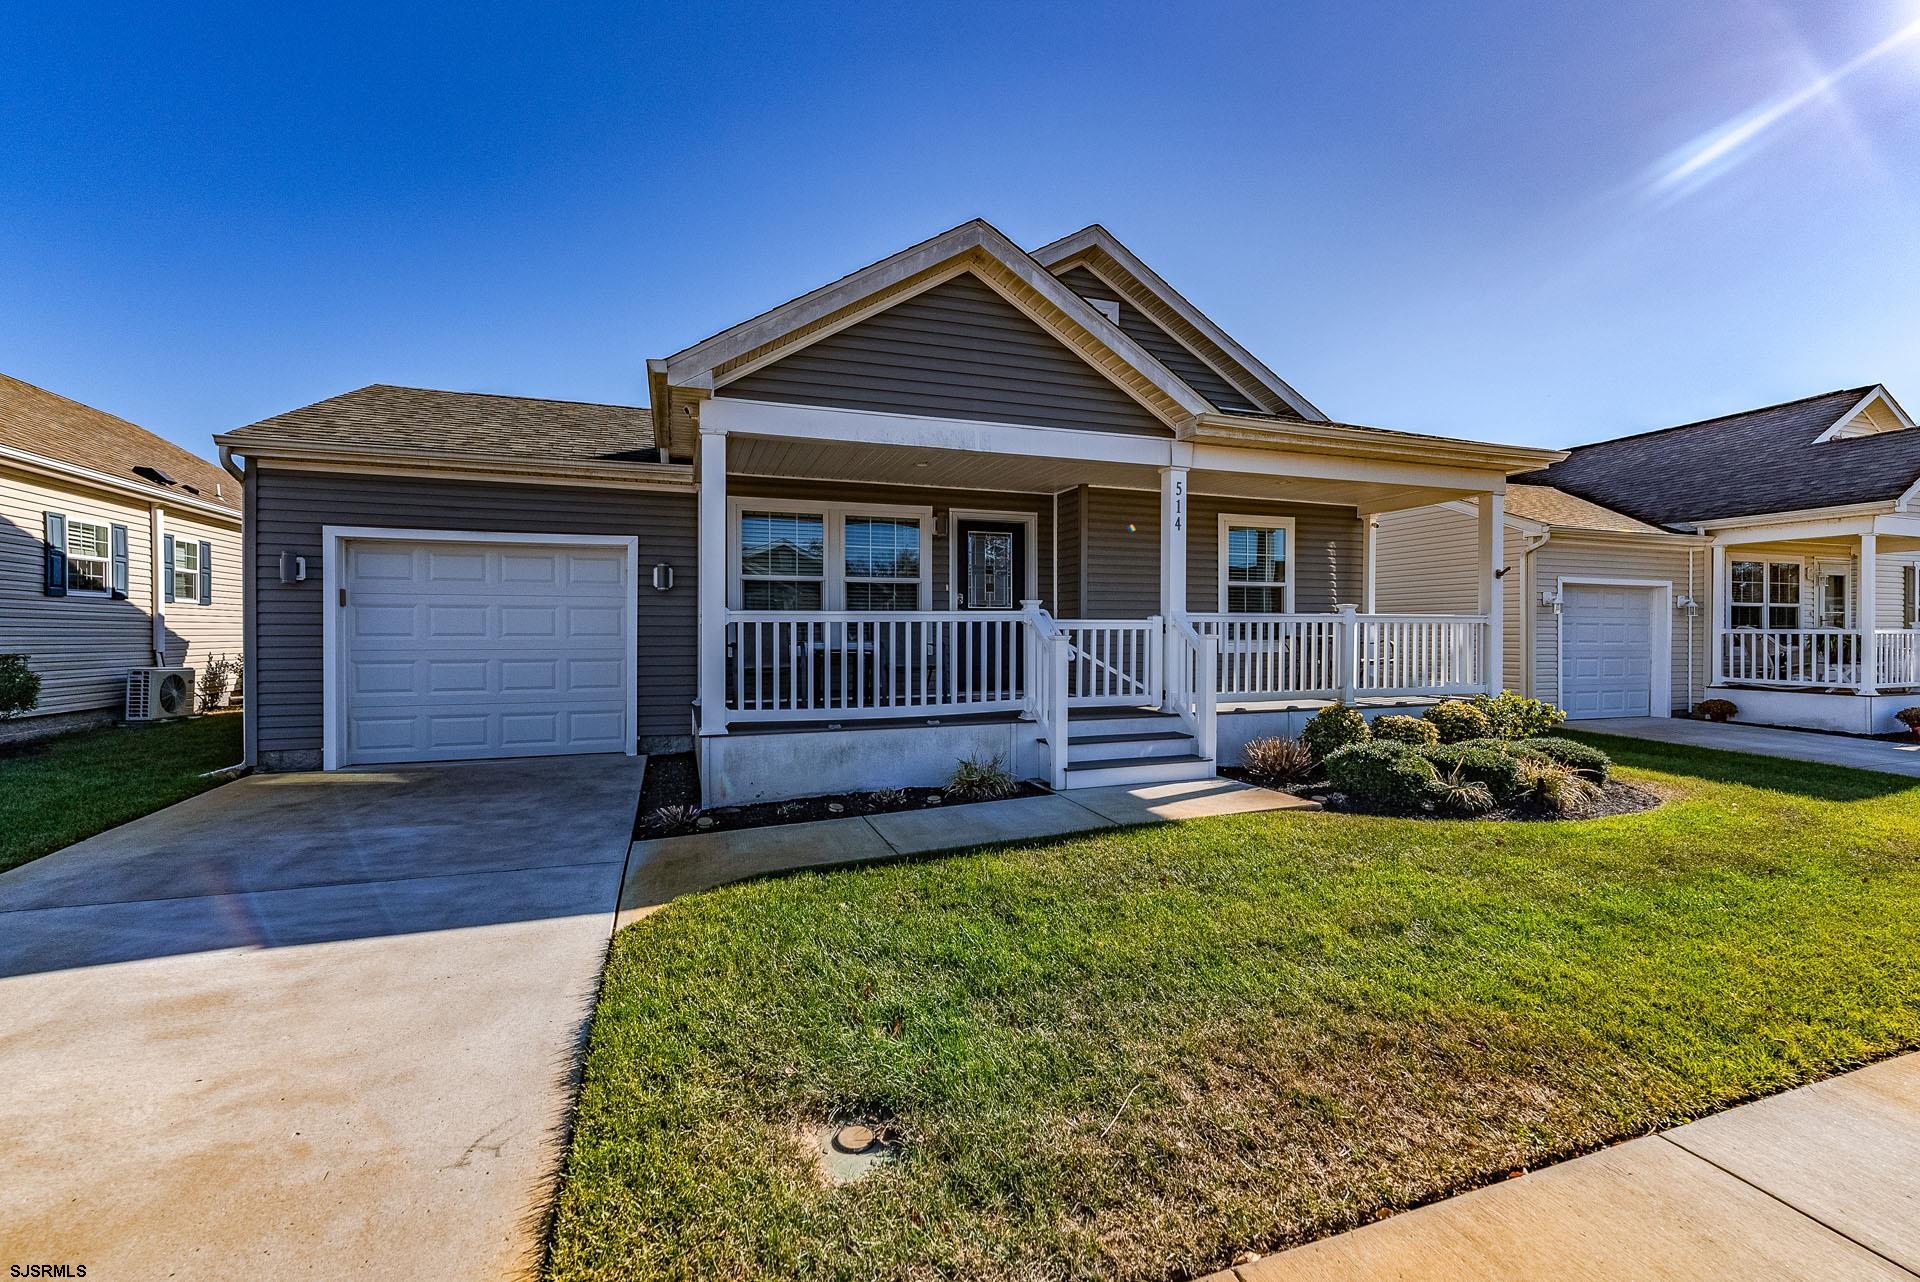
[1686,548,1697,710]
[222,446,257,769]
[1519,530,1550,699]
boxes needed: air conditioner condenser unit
[127,666,196,721]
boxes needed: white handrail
[1166,614,1219,762]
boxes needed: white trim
[1813,386,1915,442]
[1812,557,1854,630]
[726,496,934,612]
[0,441,241,523]
[1216,512,1297,613]
[703,395,1174,466]
[1555,576,1674,719]
[320,526,640,772]
[1028,224,1328,421]
[1724,555,1807,631]
[944,508,1039,610]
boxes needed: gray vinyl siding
[1372,504,1522,684]
[1055,265,1261,413]
[1069,487,1363,617]
[1532,538,1707,713]
[727,477,1056,612]
[718,272,1169,437]
[1055,486,1085,617]
[249,467,696,763]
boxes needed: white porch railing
[726,611,1029,721]
[1721,628,1863,688]
[1878,629,1920,688]
[1057,618,1161,707]
[1190,608,1489,702]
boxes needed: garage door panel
[341,539,631,766]
[1561,584,1659,720]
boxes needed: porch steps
[1045,707,1217,789]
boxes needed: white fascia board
[662,219,1211,423]
[1028,224,1328,422]
[701,397,1175,467]
[1813,385,1915,442]
[1190,441,1506,491]
[1708,514,1881,545]
[0,442,241,523]
[1696,501,1895,534]
[1871,512,1920,540]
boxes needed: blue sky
[5,0,1919,460]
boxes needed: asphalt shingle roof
[220,384,658,464]
[1,373,241,511]
[1518,387,1920,527]
[1501,484,1665,534]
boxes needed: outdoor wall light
[1539,588,1563,615]
[278,552,308,584]
[652,563,675,592]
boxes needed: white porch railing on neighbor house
[1190,608,1489,702]
[1720,628,1864,688]
[1879,630,1920,688]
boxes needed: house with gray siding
[216,219,1562,803]
[1376,386,1920,734]
[2,373,244,733]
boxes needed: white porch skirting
[1707,685,1919,736]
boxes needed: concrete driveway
[0,754,642,1281]
[1576,716,1920,778]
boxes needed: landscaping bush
[947,754,1016,802]
[1423,699,1493,744]
[1469,691,1566,739]
[1241,736,1317,785]
[1323,741,1438,814]
[1422,742,1529,805]
[1896,708,1920,740]
[1517,736,1612,783]
[1694,698,1737,723]
[1523,758,1604,818]
[1370,714,1439,748]
[197,653,237,713]
[1430,766,1498,818]
[0,654,40,721]
[1301,704,1370,761]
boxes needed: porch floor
[1573,717,1920,780]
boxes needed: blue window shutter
[111,523,130,599]
[198,540,212,605]
[44,512,67,597]
[163,534,176,603]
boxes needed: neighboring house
[1377,385,1920,733]
[215,219,1561,802]
[1,373,244,727]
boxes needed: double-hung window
[1728,559,1801,630]
[172,538,202,602]
[737,511,826,609]
[1219,514,1294,613]
[66,519,111,594]
[733,502,929,610]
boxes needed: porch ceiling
[727,433,1486,510]
[1729,534,1920,556]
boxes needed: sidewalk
[1577,716,1920,779]
[1207,1052,1920,1281]
[618,778,1314,927]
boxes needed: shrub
[1430,766,1497,818]
[1423,699,1493,744]
[1469,691,1566,739]
[1422,742,1529,804]
[197,653,236,713]
[1323,741,1439,814]
[1896,708,1920,738]
[1301,704,1370,761]
[1241,736,1317,785]
[947,754,1016,802]
[648,804,701,833]
[1694,698,1738,723]
[867,787,909,810]
[1524,759,1604,818]
[1517,736,1612,783]
[1370,714,1439,748]
[0,654,41,720]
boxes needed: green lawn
[548,737,1920,1282]
[0,713,244,874]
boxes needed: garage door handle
[339,588,347,607]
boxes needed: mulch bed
[1220,767,1663,822]
[634,753,1050,839]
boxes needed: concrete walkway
[1209,1052,1920,1281]
[0,755,643,1282]
[620,778,1314,925]
[1575,716,1920,778]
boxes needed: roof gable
[716,271,1167,436]
[1812,385,1916,442]
[1521,386,1920,526]
[0,373,240,511]
[1052,264,1261,413]
[1028,224,1325,421]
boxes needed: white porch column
[1362,517,1378,613]
[1477,491,1504,695]
[1858,530,1880,695]
[1709,541,1726,687]
[697,426,728,735]
[1158,466,1188,619]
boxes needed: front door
[1817,562,1851,630]
[955,519,1028,611]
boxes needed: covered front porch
[1707,509,1920,734]
[691,397,1523,802]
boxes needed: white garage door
[1561,584,1658,719]
[340,539,631,765]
